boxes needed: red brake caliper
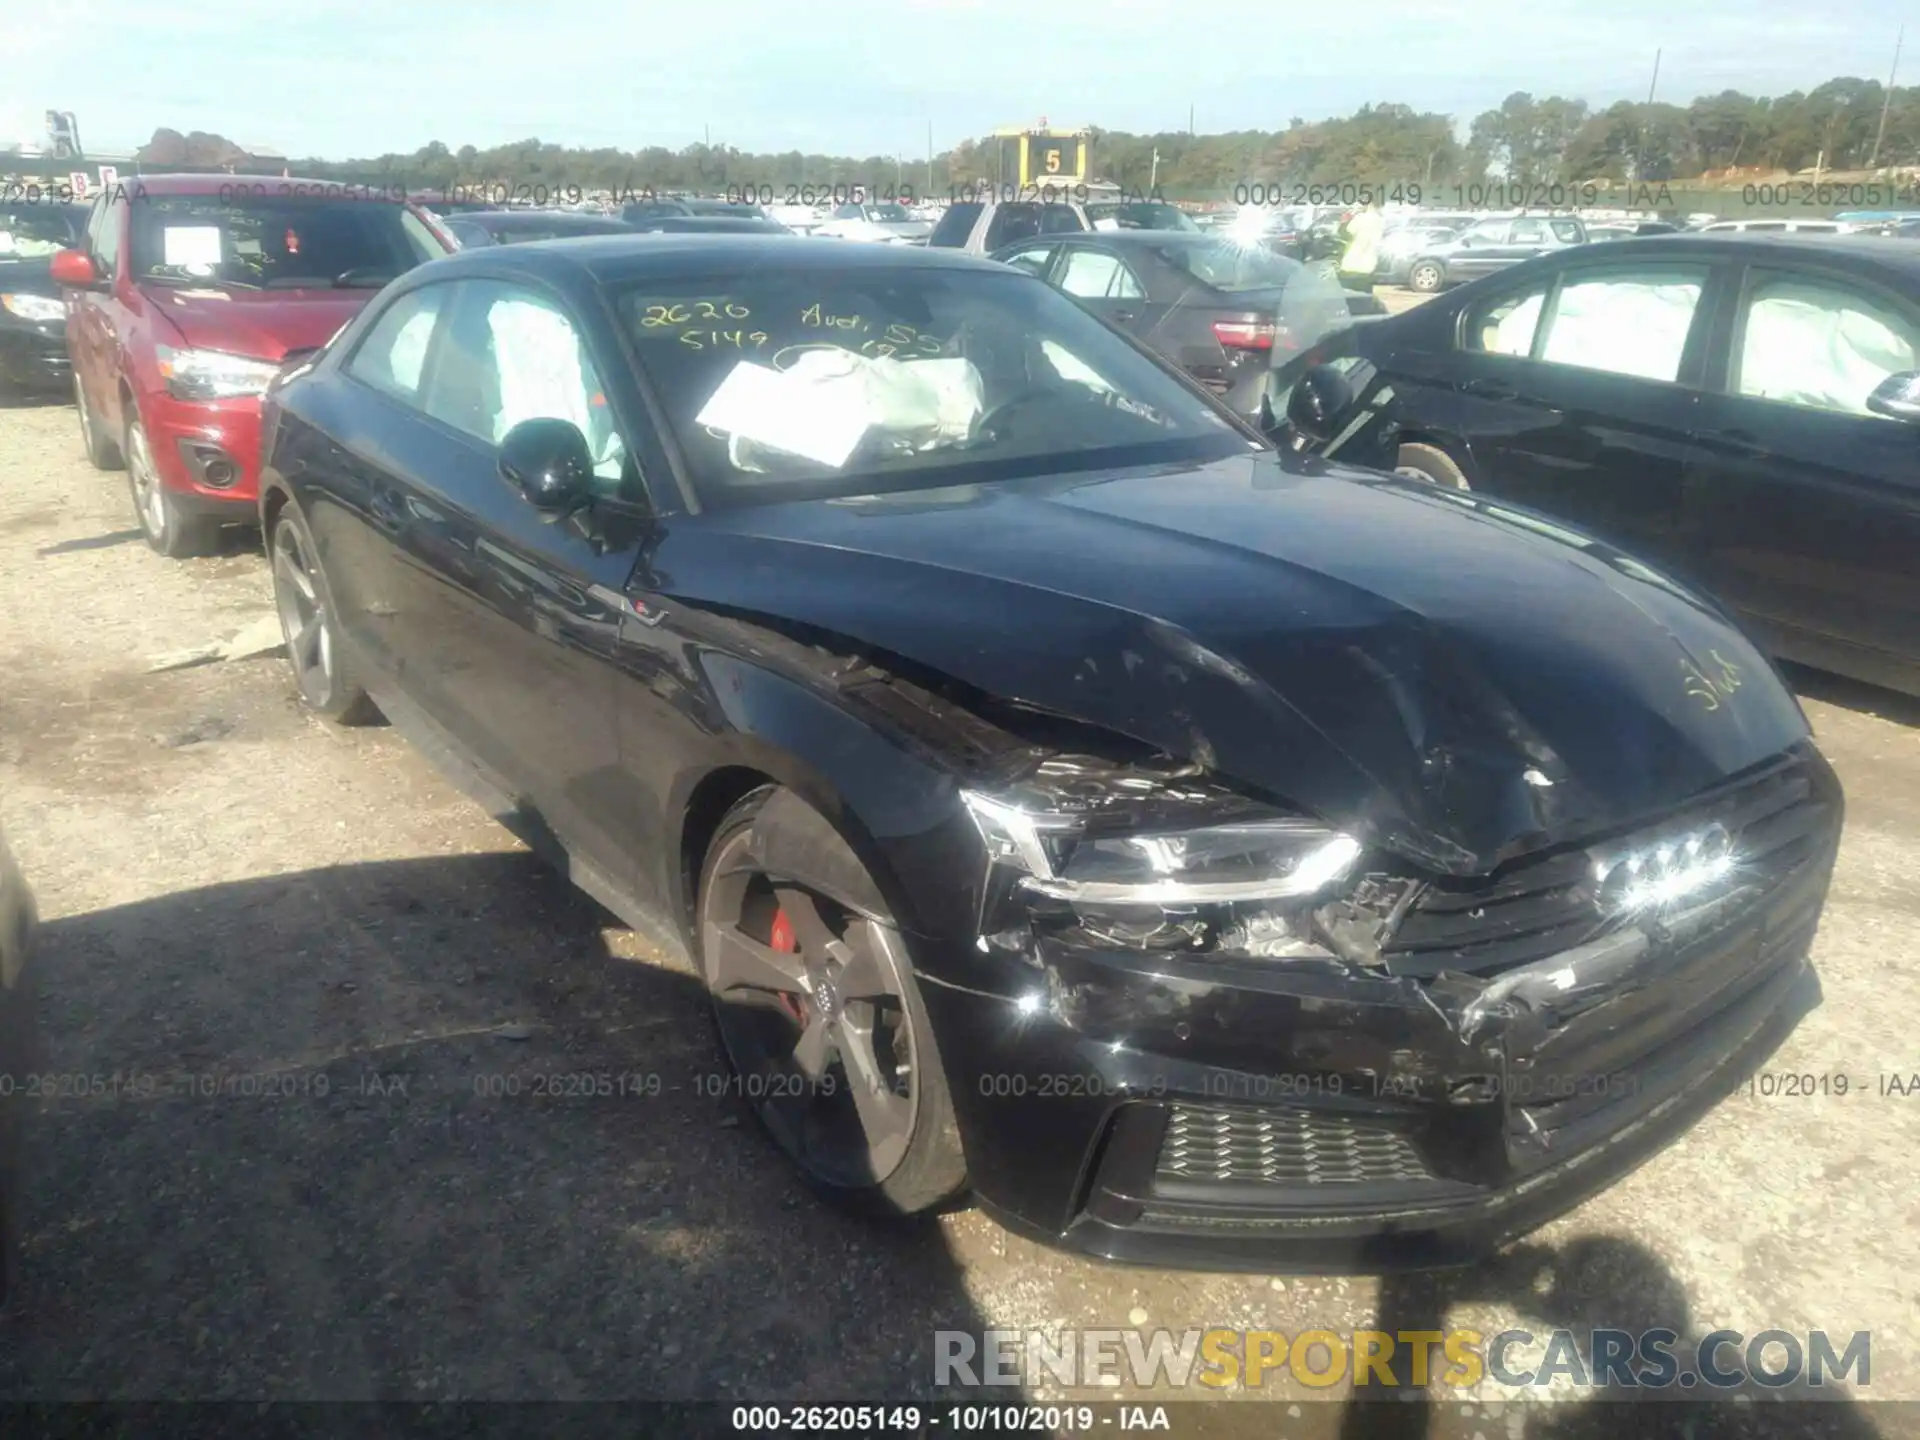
[770,908,806,1021]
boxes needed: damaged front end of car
[914,729,1839,1271]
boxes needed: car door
[350,274,650,880]
[1496,217,1554,273]
[1054,245,1156,342]
[1682,262,1920,680]
[1448,218,1517,279]
[68,192,125,423]
[1439,256,1718,574]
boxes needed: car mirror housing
[1866,371,1920,424]
[498,418,594,516]
[1285,363,1358,445]
[48,248,101,289]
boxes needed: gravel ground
[0,382,1916,1435]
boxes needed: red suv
[51,176,451,557]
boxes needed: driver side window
[422,280,636,499]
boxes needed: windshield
[618,266,1250,507]
[866,203,913,223]
[0,203,84,259]
[1158,240,1304,293]
[128,195,441,289]
[1087,202,1197,232]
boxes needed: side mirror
[1285,363,1358,445]
[499,418,594,515]
[1866,371,1920,424]
[48,248,102,288]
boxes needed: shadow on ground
[0,853,986,1403]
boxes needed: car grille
[1155,1106,1432,1187]
[1380,751,1835,979]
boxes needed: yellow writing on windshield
[640,300,751,328]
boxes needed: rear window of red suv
[128,195,442,290]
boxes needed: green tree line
[124,75,1920,199]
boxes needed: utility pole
[1189,104,1194,137]
[1635,49,1661,183]
[1870,26,1904,169]
[927,120,934,197]
[1150,147,1160,190]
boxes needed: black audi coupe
[258,236,1841,1272]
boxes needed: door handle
[1110,308,1137,322]
[1464,379,1517,402]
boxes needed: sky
[2,0,1909,162]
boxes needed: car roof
[1045,230,1235,249]
[422,232,1009,284]
[105,173,408,199]
[451,210,629,231]
[1549,230,1920,275]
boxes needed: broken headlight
[962,782,1369,958]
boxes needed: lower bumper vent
[1156,1106,1431,1187]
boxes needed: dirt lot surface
[0,377,1917,1434]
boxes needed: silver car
[1393,213,1590,292]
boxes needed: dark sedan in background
[0,200,88,395]
[992,230,1383,418]
[1272,232,1920,698]
[254,234,1837,1272]
[440,210,636,248]
[0,824,38,1307]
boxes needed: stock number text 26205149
[725,182,917,207]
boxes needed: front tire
[697,786,967,1216]
[1407,260,1446,293]
[1395,442,1472,490]
[125,412,217,558]
[270,509,380,724]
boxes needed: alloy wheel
[272,520,334,707]
[125,420,169,544]
[700,827,920,1188]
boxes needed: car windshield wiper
[140,272,262,290]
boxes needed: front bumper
[0,323,70,392]
[137,386,265,509]
[920,748,1840,1272]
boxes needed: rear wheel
[697,787,967,1216]
[1395,442,1472,490]
[270,509,380,724]
[1407,260,1446,293]
[74,376,122,470]
[126,412,217,558]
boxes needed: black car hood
[657,449,1811,874]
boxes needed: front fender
[667,647,989,947]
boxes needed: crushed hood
[656,450,1811,874]
[142,285,377,362]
